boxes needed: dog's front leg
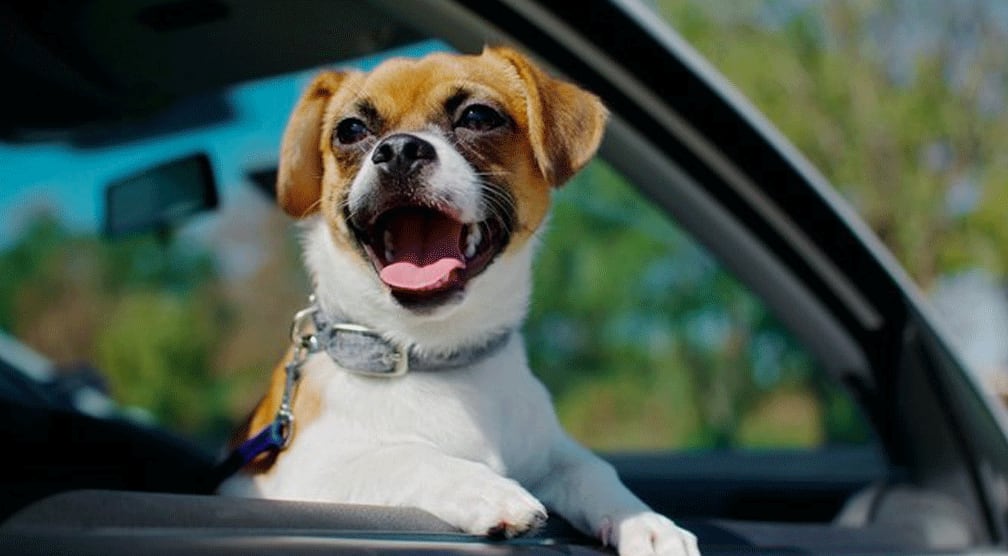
[331,444,547,538]
[534,436,700,556]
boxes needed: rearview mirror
[104,153,218,238]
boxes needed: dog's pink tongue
[379,211,466,291]
[381,259,464,290]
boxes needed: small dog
[222,47,699,556]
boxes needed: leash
[211,296,513,486]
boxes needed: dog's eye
[335,118,370,145]
[456,105,505,132]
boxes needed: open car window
[532,159,875,454]
[0,42,878,469]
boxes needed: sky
[0,40,449,244]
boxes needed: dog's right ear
[277,71,347,218]
[485,46,607,188]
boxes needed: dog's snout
[372,134,437,175]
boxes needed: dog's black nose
[372,134,437,175]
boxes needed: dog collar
[311,304,513,377]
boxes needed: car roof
[0,0,421,138]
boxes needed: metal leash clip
[212,297,322,483]
[273,300,320,450]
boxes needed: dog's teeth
[472,224,483,247]
[384,230,394,260]
[465,224,482,258]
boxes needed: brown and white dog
[221,47,699,556]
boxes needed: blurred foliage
[96,291,224,433]
[528,162,868,450]
[656,0,1008,289]
[0,215,232,444]
[0,203,307,446]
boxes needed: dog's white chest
[252,338,556,500]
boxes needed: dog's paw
[604,512,700,556]
[442,476,547,538]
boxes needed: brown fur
[277,71,349,217]
[490,48,608,187]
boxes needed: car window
[530,160,872,451]
[0,40,872,456]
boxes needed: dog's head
[278,47,606,315]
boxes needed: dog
[220,46,700,556]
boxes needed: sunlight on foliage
[96,292,223,434]
[528,161,868,451]
[656,0,1008,289]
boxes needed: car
[1,1,1007,554]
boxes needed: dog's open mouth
[352,206,508,304]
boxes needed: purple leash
[212,420,286,484]
[235,421,289,463]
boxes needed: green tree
[0,212,233,443]
[656,0,1008,288]
[96,292,226,437]
[527,162,865,450]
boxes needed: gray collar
[309,305,512,377]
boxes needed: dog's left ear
[487,46,608,187]
[277,71,348,218]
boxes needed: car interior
[2,1,1007,554]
